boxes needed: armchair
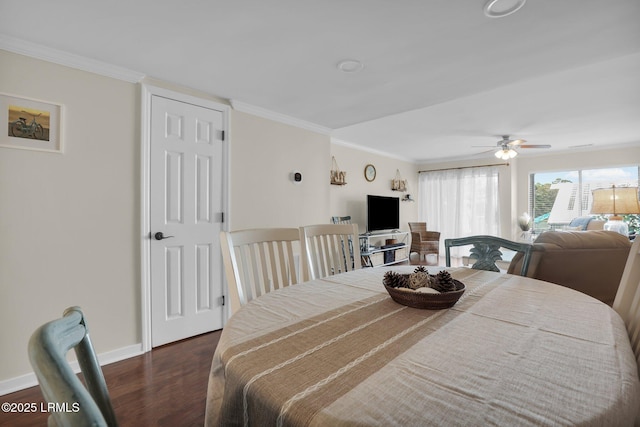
[408,222,440,263]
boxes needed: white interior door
[150,94,225,347]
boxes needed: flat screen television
[367,195,400,233]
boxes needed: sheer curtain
[418,166,501,256]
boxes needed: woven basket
[384,279,465,310]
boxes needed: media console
[359,231,409,268]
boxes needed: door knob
[154,232,174,241]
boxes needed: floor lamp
[590,186,640,236]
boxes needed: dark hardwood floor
[0,330,222,427]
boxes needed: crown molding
[331,137,417,163]
[0,34,145,83]
[230,100,332,135]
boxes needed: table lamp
[590,186,640,236]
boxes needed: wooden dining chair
[445,235,533,276]
[28,306,118,427]
[300,223,361,280]
[408,222,440,263]
[613,238,640,366]
[220,228,301,314]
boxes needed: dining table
[205,266,640,427]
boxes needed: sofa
[567,216,605,231]
[507,230,631,305]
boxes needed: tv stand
[359,231,409,268]
[364,229,402,236]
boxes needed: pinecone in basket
[383,271,408,288]
[431,270,456,293]
[414,266,429,274]
[408,271,432,290]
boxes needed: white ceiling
[1,0,639,162]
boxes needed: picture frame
[364,164,376,182]
[0,93,63,153]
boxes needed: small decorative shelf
[330,156,347,185]
[391,169,407,192]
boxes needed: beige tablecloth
[206,267,640,426]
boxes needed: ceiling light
[495,147,518,160]
[484,0,527,18]
[337,59,364,73]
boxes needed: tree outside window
[530,166,640,236]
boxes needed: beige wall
[0,50,140,382]
[229,111,331,229]
[330,143,419,234]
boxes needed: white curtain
[418,166,501,257]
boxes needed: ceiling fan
[475,135,551,159]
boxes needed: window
[529,166,640,234]
[419,166,501,255]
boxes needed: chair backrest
[408,222,427,233]
[613,238,640,367]
[220,228,301,314]
[300,223,361,280]
[420,231,441,241]
[331,216,352,224]
[28,306,118,427]
[445,235,533,276]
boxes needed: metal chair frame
[445,235,533,276]
[29,306,118,427]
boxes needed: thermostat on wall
[290,171,303,183]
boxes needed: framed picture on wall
[0,93,63,153]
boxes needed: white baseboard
[0,343,144,396]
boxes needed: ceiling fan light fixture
[484,0,527,18]
[495,147,518,160]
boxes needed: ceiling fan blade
[507,139,527,146]
[519,144,551,149]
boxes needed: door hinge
[221,295,225,306]
[221,130,225,141]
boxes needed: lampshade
[590,186,640,217]
[495,148,517,160]
[591,186,640,236]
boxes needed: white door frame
[140,83,230,352]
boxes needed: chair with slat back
[408,222,441,263]
[300,223,362,280]
[28,306,118,427]
[331,216,352,224]
[220,228,301,315]
[445,235,533,276]
[331,216,355,264]
[613,238,640,369]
